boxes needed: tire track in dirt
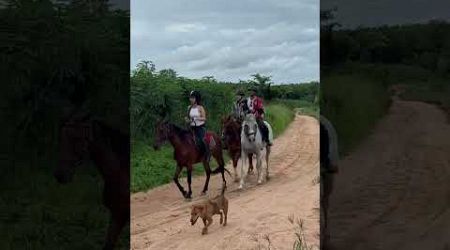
[131,115,320,250]
[327,99,450,250]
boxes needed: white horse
[239,113,271,189]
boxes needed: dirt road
[328,99,450,250]
[131,115,320,250]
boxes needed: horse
[239,113,271,190]
[153,120,230,199]
[221,115,255,182]
[320,115,339,247]
[53,113,129,250]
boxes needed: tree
[159,68,177,79]
[250,73,273,99]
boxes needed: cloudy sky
[131,0,319,84]
[322,0,450,28]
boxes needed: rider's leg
[257,119,270,145]
[196,126,210,162]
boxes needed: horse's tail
[212,165,232,177]
[221,182,226,196]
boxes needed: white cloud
[131,0,319,83]
[165,23,207,33]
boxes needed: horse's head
[153,120,170,150]
[54,119,93,184]
[221,115,241,139]
[242,114,258,143]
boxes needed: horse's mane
[167,123,193,140]
[223,116,241,133]
[93,120,130,168]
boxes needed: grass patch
[0,162,129,249]
[131,103,298,193]
[270,99,319,118]
[321,73,391,155]
[400,78,450,106]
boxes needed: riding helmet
[189,90,201,103]
[236,89,245,96]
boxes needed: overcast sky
[130,0,319,84]
[322,0,450,28]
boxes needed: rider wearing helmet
[233,89,249,121]
[186,90,210,161]
[247,87,272,146]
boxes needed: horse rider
[233,89,249,122]
[247,87,272,146]
[185,90,210,161]
[222,89,247,150]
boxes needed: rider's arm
[198,106,207,121]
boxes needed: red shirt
[248,96,264,119]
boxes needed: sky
[130,0,319,84]
[322,0,450,28]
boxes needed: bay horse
[221,115,255,182]
[239,113,271,190]
[153,120,230,199]
[53,113,129,250]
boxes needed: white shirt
[247,97,254,112]
[189,106,205,126]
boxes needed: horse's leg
[201,160,212,195]
[103,212,126,250]
[186,166,193,199]
[265,146,271,181]
[239,150,247,189]
[256,151,263,184]
[214,148,227,187]
[248,153,254,175]
[173,165,187,198]
[232,154,239,183]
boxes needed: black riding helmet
[248,86,257,95]
[236,89,245,96]
[189,90,202,104]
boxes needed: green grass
[265,104,295,136]
[131,103,305,193]
[271,99,319,118]
[400,77,450,106]
[321,73,391,155]
[0,161,129,249]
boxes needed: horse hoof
[234,178,239,183]
[266,176,270,181]
[200,191,207,196]
[238,185,243,190]
[257,180,262,185]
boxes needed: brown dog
[190,184,228,235]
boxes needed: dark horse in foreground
[221,115,255,182]
[54,114,129,250]
[153,120,230,199]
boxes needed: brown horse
[53,114,129,250]
[153,120,230,199]
[221,115,254,182]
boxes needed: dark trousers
[256,118,270,143]
[191,125,209,157]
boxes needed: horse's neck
[168,133,189,152]
[88,124,124,183]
